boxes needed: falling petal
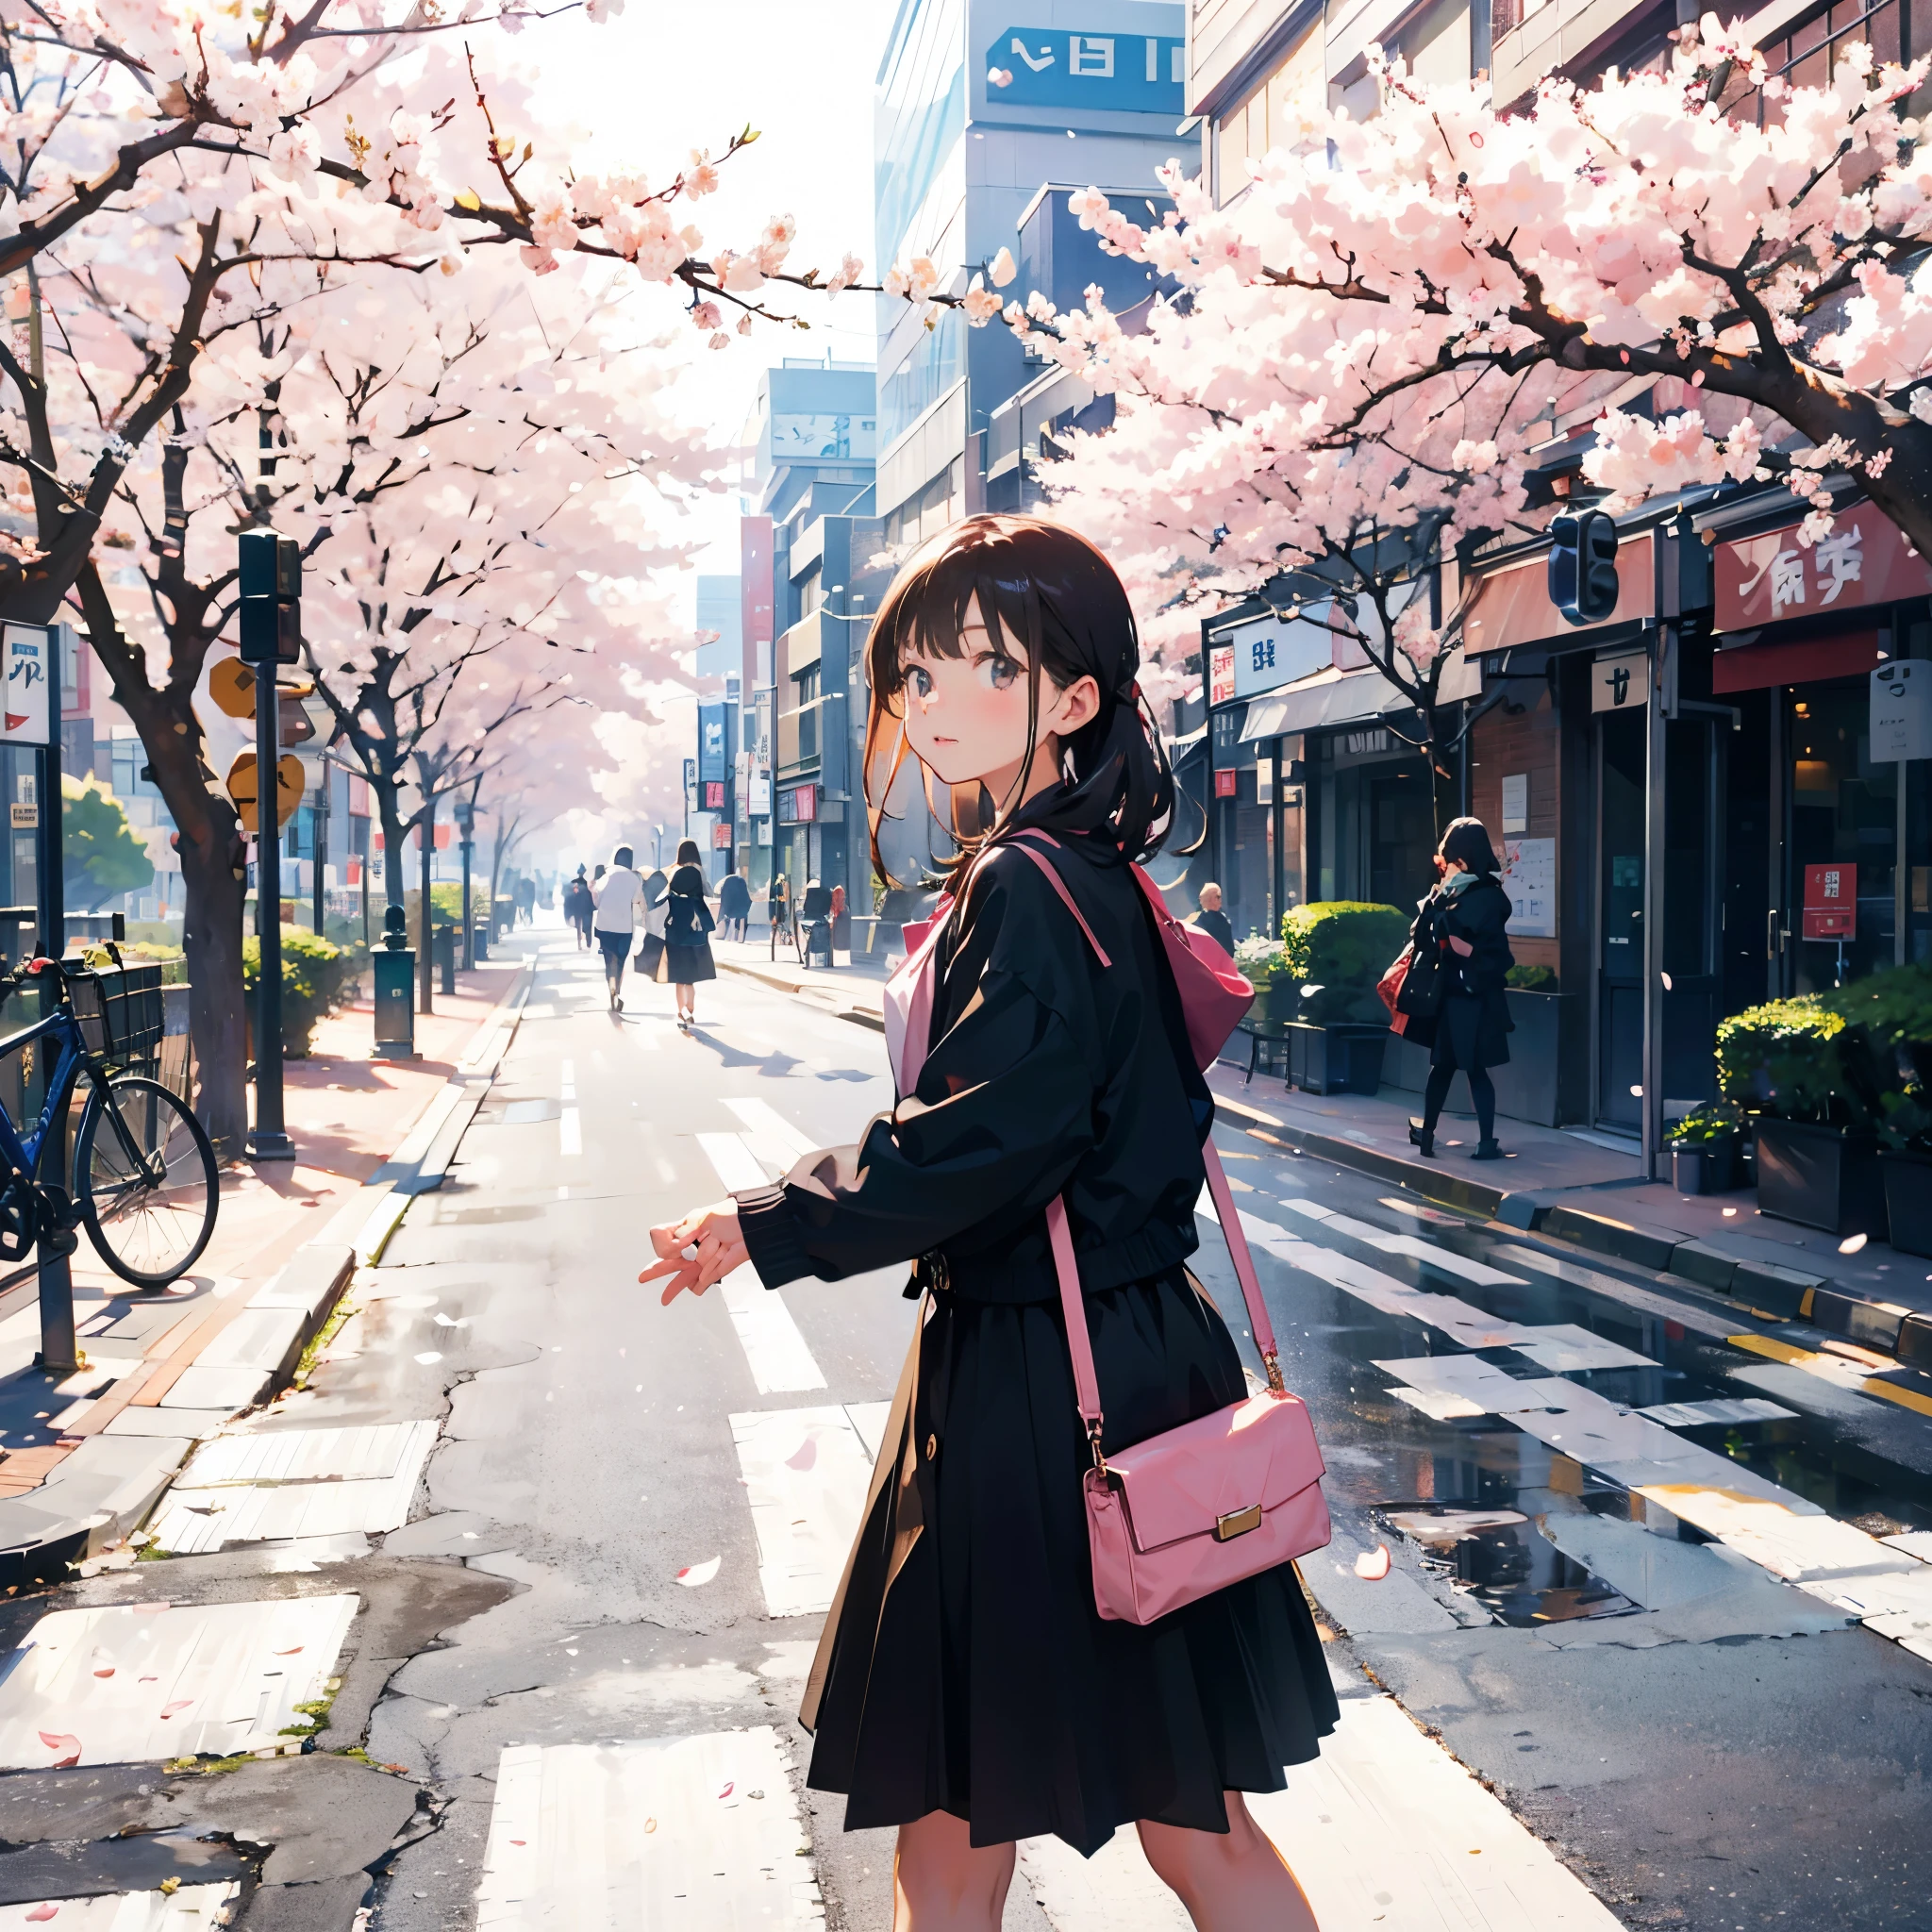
[784,1438,816,1472]
[275,1646,304,1656]
[1354,1545,1391,1581]
[139,1676,158,1684]
[37,1731,78,1756]
[1839,1233,1868,1254]
[675,1557,721,1588]
[510,1840,526,1847]
[159,1701,194,1719]
[25,1905,56,1922]
[718,1781,734,1800]
[414,1352,443,1365]
[642,1819,657,1834]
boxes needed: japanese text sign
[1872,660,1932,761]
[0,624,52,746]
[1803,862,1856,939]
[1208,644,1236,708]
[986,25,1184,113]
[1717,506,1932,631]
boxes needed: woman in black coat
[642,515,1332,1929]
[662,839,717,1033]
[1410,815,1514,1159]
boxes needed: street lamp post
[239,525,298,1164]
[311,745,328,939]
[457,791,476,972]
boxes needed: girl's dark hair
[1439,816,1500,875]
[675,839,701,867]
[863,513,1175,882]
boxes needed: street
[1,923,1921,1928]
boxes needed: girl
[662,838,717,1033]
[1408,817,1515,1159]
[641,516,1336,1931]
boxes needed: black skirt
[807,1268,1340,1855]
[665,941,715,985]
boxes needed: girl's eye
[905,664,933,699]
[985,657,1019,691]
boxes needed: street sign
[1872,659,1932,761]
[985,25,1184,113]
[1802,862,1856,939]
[226,750,306,833]
[0,624,52,745]
[209,657,257,720]
[1591,649,1647,712]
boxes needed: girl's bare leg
[893,1810,1015,1932]
[1138,1792,1318,1932]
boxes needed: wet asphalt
[0,929,1922,1929]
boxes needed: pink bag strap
[1010,832,1287,1454]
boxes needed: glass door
[1597,710,1646,1132]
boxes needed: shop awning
[1239,654,1480,741]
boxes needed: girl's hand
[1447,935,1474,958]
[641,1204,748,1304]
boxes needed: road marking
[723,1097,818,1161]
[694,1135,827,1392]
[0,1594,358,1767]
[730,1404,889,1618]
[476,1729,824,1928]
[1016,1691,1624,1930]
[147,1422,438,1554]
[719,1271,826,1394]
[0,1883,244,1928]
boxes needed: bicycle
[0,955,218,1289]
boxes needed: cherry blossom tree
[915,19,1932,825]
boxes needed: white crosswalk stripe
[698,1134,826,1393]
[476,1729,824,1928]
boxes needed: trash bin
[373,905,416,1058]
[434,923,457,995]
[805,919,833,969]
[472,915,490,963]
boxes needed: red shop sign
[1717,504,1932,631]
[1802,862,1856,939]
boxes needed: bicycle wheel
[75,1076,218,1288]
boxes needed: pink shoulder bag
[1008,834,1332,1625]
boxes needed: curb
[716,956,888,1036]
[0,959,535,1588]
[1210,1091,1920,1364]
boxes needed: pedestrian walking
[663,840,716,1032]
[563,867,593,948]
[1191,879,1234,956]
[643,514,1334,1930]
[768,874,799,964]
[719,862,752,943]
[591,844,645,1010]
[1407,816,1514,1161]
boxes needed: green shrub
[1233,936,1289,982]
[1507,962,1557,992]
[1667,1100,1742,1147]
[1279,901,1409,1024]
[1714,995,1887,1127]
[243,927,358,1058]
[1824,964,1932,1146]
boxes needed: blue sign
[986,25,1185,114]
[698,703,729,785]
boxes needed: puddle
[1374,1500,1641,1626]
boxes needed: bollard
[435,924,456,996]
[472,916,490,963]
[373,904,417,1059]
[35,1224,77,1375]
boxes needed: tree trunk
[377,790,408,913]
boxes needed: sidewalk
[1211,1068,1932,1366]
[0,947,534,1586]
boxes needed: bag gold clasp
[1214,1504,1262,1541]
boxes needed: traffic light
[1549,508,1621,625]
[238,528,303,664]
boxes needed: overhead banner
[1717,503,1932,631]
[0,624,53,746]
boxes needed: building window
[1212,24,1323,204]
[1738,0,1922,119]
[799,566,822,617]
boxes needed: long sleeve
[737,965,1097,1287]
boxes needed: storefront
[1705,499,1932,996]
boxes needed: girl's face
[895,599,1097,795]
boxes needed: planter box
[1290,1021,1389,1096]
[1754,1118,1888,1239]
[1489,990,1571,1130]
[1881,1152,1932,1258]
[1672,1139,1738,1196]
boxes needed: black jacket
[736,836,1209,1304]
[663,865,715,947]
[1426,874,1514,1068]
